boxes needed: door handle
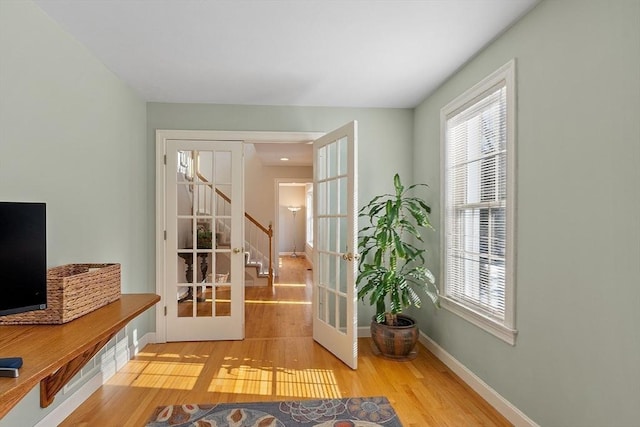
[342,252,360,262]
[233,248,243,254]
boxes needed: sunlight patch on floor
[273,283,307,288]
[276,368,341,398]
[207,365,340,399]
[208,364,273,395]
[245,299,311,305]
[109,360,204,390]
[110,354,339,398]
[135,351,187,359]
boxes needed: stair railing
[195,170,273,286]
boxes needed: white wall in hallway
[278,185,306,255]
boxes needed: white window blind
[441,60,516,344]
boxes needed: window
[441,60,517,344]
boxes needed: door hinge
[164,154,167,165]
[164,230,167,240]
[164,306,167,316]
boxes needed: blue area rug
[145,396,403,426]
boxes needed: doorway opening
[156,123,359,369]
[274,180,313,276]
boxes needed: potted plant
[197,225,213,249]
[357,173,439,359]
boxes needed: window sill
[441,297,517,345]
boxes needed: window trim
[440,59,517,345]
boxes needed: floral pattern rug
[145,396,403,427]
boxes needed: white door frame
[155,129,323,343]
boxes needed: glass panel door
[166,140,244,341]
[312,122,358,369]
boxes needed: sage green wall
[412,0,640,425]
[147,103,414,325]
[0,1,147,425]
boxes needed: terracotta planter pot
[370,314,419,359]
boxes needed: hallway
[246,256,313,339]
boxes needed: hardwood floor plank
[60,256,511,426]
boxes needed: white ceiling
[253,142,313,167]
[33,0,539,109]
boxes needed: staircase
[193,169,274,286]
[214,217,272,286]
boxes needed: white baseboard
[418,332,539,427]
[358,326,371,338]
[35,331,156,427]
[358,324,536,426]
[278,252,306,259]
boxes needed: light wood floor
[61,257,511,427]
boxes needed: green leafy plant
[197,226,212,249]
[357,173,439,326]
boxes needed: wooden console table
[0,293,160,419]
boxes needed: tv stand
[0,293,160,418]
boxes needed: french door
[312,121,358,369]
[164,140,244,341]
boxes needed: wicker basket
[0,263,121,325]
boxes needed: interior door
[165,140,244,341]
[313,121,358,369]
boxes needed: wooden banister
[225,193,271,236]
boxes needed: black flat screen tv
[0,202,47,316]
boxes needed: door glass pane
[214,271,229,284]
[338,295,347,333]
[317,146,327,180]
[215,184,232,215]
[338,137,347,176]
[177,151,194,181]
[328,255,336,291]
[319,252,328,286]
[195,184,213,217]
[328,218,337,253]
[177,184,194,215]
[195,253,211,283]
[317,218,327,252]
[216,218,231,249]
[177,286,194,318]
[197,222,213,250]
[339,257,347,294]
[177,254,194,284]
[196,285,212,317]
[339,216,347,251]
[328,179,338,215]
[215,285,231,317]
[328,291,336,327]
[197,151,213,182]
[317,181,326,215]
[214,253,232,283]
[215,191,231,217]
[338,177,347,215]
[215,151,232,183]
[328,141,337,179]
[178,219,193,249]
[318,287,326,322]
